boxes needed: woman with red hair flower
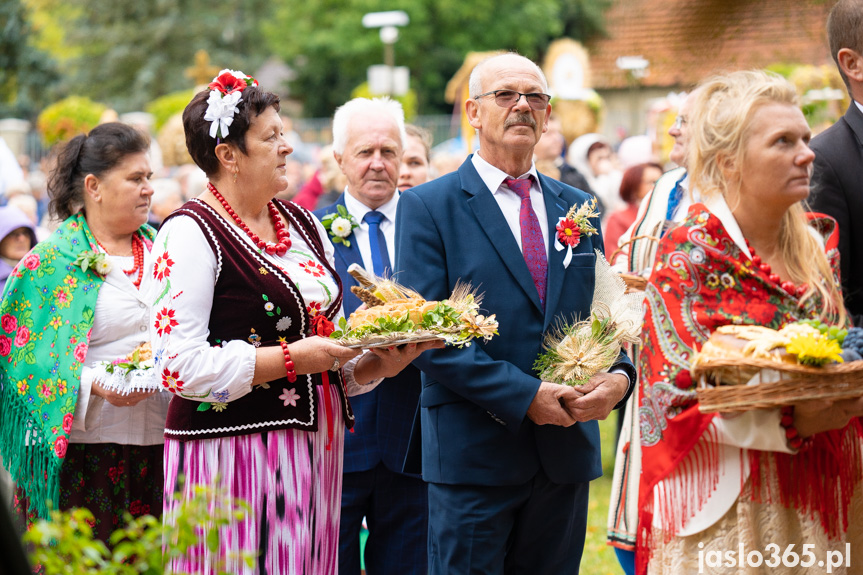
[150,70,439,574]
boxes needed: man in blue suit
[313,97,428,575]
[394,53,636,574]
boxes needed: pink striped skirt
[163,385,344,575]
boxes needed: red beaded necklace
[208,182,291,256]
[745,240,807,297]
[95,233,146,288]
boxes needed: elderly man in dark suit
[394,53,635,574]
[314,97,428,575]
[810,0,863,326]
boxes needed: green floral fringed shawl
[0,212,155,519]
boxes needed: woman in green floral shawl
[0,122,169,541]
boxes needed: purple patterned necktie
[505,177,547,306]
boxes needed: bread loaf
[695,325,797,366]
[348,298,439,329]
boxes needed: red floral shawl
[635,204,863,572]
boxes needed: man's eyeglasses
[474,90,551,110]
[672,115,687,130]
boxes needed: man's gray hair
[467,53,549,99]
[332,97,407,154]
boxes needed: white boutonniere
[554,197,599,269]
[321,205,359,247]
[73,250,112,276]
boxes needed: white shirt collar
[700,193,752,259]
[855,100,863,116]
[343,188,400,223]
[471,152,541,195]
[697,192,824,259]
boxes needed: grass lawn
[581,414,626,574]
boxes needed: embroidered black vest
[163,199,353,441]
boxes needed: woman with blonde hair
[636,69,863,574]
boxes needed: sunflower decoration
[785,333,844,367]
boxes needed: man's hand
[526,382,584,427]
[561,372,628,422]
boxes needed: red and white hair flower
[204,68,259,140]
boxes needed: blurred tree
[33,0,275,113]
[0,0,60,120]
[264,0,609,117]
[560,0,612,42]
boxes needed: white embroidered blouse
[148,207,375,407]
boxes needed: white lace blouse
[71,250,172,445]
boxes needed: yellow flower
[786,334,844,367]
[212,402,228,412]
[705,273,720,289]
[16,380,28,395]
[49,316,63,329]
[461,313,499,341]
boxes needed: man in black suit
[810,0,863,325]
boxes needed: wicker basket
[692,356,863,413]
[610,234,659,294]
[618,273,648,293]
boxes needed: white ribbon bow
[204,91,243,139]
[554,216,575,269]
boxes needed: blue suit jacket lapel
[461,160,544,313]
[330,196,364,314]
[541,174,570,328]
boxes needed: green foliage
[33,0,275,113]
[37,96,106,147]
[350,82,418,120]
[419,302,461,330]
[559,0,612,42]
[263,0,609,116]
[765,63,798,79]
[581,416,622,573]
[104,346,150,376]
[24,485,253,575]
[320,204,359,247]
[0,0,60,120]
[329,315,349,339]
[145,89,197,132]
[21,0,611,119]
[533,339,564,381]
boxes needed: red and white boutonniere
[554,197,599,268]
